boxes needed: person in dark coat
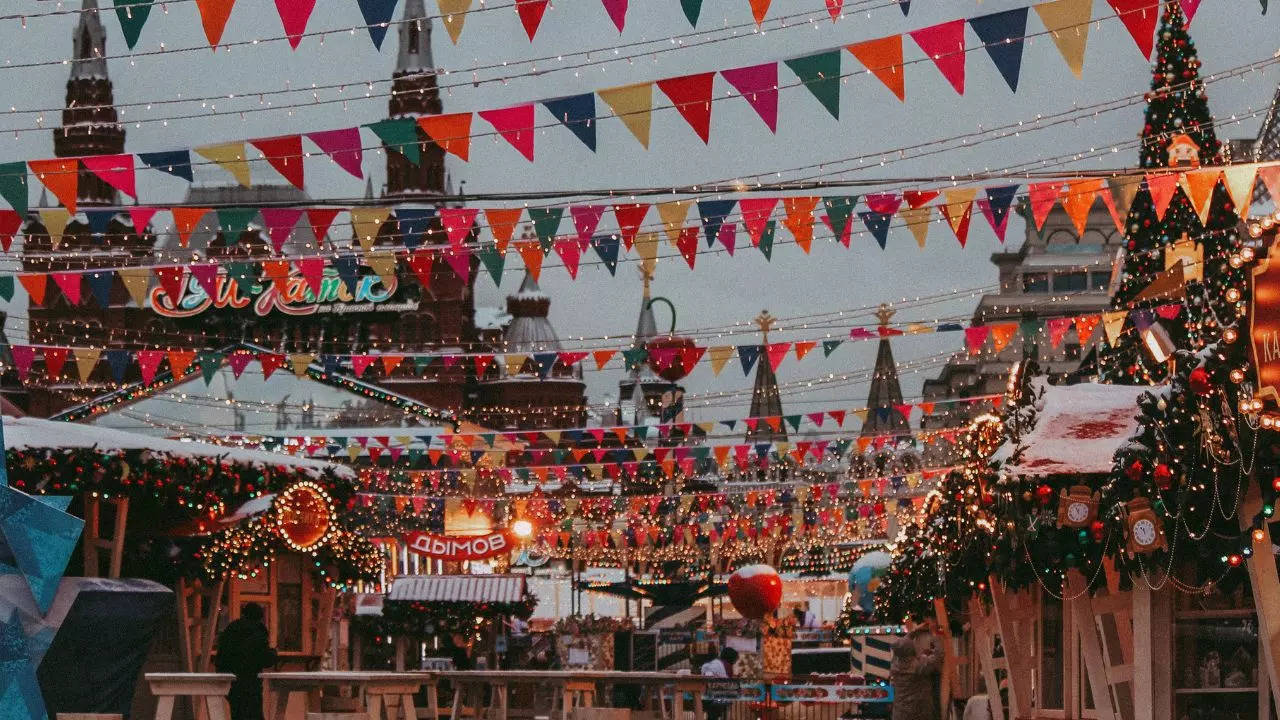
[890,626,943,720]
[215,604,278,720]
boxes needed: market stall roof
[388,574,528,604]
[577,578,726,605]
[1,415,353,480]
[996,381,1150,477]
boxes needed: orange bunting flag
[782,196,819,253]
[846,35,905,101]
[1061,178,1104,236]
[990,323,1017,353]
[1145,172,1181,220]
[418,113,473,162]
[515,238,543,282]
[28,159,79,215]
[1028,182,1061,230]
[592,349,616,370]
[1178,168,1221,226]
[1074,314,1100,343]
[172,207,211,248]
[657,73,715,143]
[484,207,523,252]
[794,341,816,360]
[195,0,237,48]
[18,274,46,306]
[748,0,772,25]
[940,188,977,247]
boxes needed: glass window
[1022,273,1049,293]
[1091,271,1111,290]
[1053,272,1088,292]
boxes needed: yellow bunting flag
[365,251,397,286]
[505,354,529,376]
[290,353,314,378]
[657,200,691,246]
[941,188,977,246]
[1033,0,1092,78]
[1106,175,1141,231]
[195,142,251,187]
[898,206,931,248]
[1102,310,1127,346]
[350,207,391,253]
[1221,163,1259,219]
[73,348,101,382]
[38,209,70,250]
[634,231,660,265]
[1178,168,1221,227]
[708,346,733,376]
[598,83,653,148]
[118,268,150,307]
[436,0,472,43]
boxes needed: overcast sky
[1,0,1278,427]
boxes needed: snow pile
[1001,382,1151,477]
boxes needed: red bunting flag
[902,189,939,209]
[136,350,165,385]
[676,226,699,268]
[479,105,536,161]
[44,348,68,381]
[909,20,967,94]
[0,211,21,252]
[306,207,341,246]
[1028,182,1062,229]
[418,113,473,162]
[440,207,479,248]
[475,354,495,377]
[601,0,628,31]
[964,326,990,355]
[570,205,606,243]
[274,0,317,49]
[515,0,550,40]
[28,159,79,214]
[294,257,324,296]
[739,197,778,245]
[81,154,137,199]
[407,250,434,289]
[1146,172,1181,220]
[613,204,649,250]
[250,135,304,188]
[153,267,186,304]
[227,351,254,379]
[260,353,286,380]
[190,264,219,296]
[554,237,582,278]
[127,207,159,234]
[1107,0,1158,59]
[1046,317,1074,348]
[766,342,791,371]
[443,247,470,284]
[825,0,843,20]
[657,73,715,143]
[350,355,375,378]
[52,272,81,305]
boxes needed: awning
[997,381,1149,477]
[388,574,528,604]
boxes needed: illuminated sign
[403,530,514,561]
[274,482,335,551]
[150,268,408,317]
[1252,248,1280,403]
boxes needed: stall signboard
[274,482,334,551]
[151,268,410,317]
[1252,250,1280,403]
[404,530,513,561]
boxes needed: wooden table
[435,671,708,720]
[145,673,234,720]
[260,671,438,720]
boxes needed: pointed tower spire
[618,266,665,424]
[861,304,910,438]
[55,0,124,206]
[746,310,787,444]
[386,0,446,199]
[1254,82,1280,205]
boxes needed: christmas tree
[1100,2,1244,384]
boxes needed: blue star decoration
[0,609,47,720]
[0,485,82,614]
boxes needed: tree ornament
[1188,366,1212,395]
[1124,497,1168,556]
[1090,520,1105,541]
[1153,463,1174,490]
[727,564,782,619]
[1036,484,1054,505]
[1126,460,1145,482]
[1057,486,1100,528]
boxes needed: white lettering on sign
[404,531,512,561]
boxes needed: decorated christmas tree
[1100,2,1244,384]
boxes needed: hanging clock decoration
[1057,486,1100,528]
[1124,497,1167,556]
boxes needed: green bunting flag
[198,351,225,385]
[528,207,564,253]
[785,51,842,119]
[822,339,843,357]
[0,162,28,215]
[216,208,258,240]
[225,262,258,290]
[478,243,506,285]
[759,220,776,260]
[680,0,703,26]
[0,276,12,303]
[622,347,648,372]
[366,119,422,166]
[822,196,856,240]
[113,0,154,49]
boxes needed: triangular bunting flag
[543,94,597,152]
[657,73,715,143]
[721,63,780,132]
[602,0,628,31]
[249,135,305,189]
[1034,0,1092,78]
[515,0,550,40]
[367,119,421,165]
[968,8,1027,92]
[940,188,977,247]
[598,83,653,148]
[28,159,79,214]
[81,154,137,199]
[613,204,649,250]
[515,239,543,281]
[479,105,536,162]
[909,20,967,94]
[782,197,818,253]
[195,142,251,187]
[784,51,842,119]
[418,113,473,162]
[274,0,317,49]
[194,0,236,48]
[113,0,153,49]
[437,0,473,44]
[846,35,905,101]
[979,185,1018,242]
[485,208,523,252]
[356,0,398,49]
[1146,172,1181,220]
[1107,0,1158,59]
[307,128,364,178]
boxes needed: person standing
[215,604,278,720]
[890,621,943,720]
[700,646,739,720]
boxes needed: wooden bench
[145,673,234,720]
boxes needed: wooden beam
[1066,572,1118,720]
[988,576,1035,719]
[969,600,1006,720]
[1241,478,1280,711]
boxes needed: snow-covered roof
[1,415,352,479]
[999,381,1149,477]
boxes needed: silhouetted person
[215,604,278,720]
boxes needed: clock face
[1132,519,1157,546]
[1067,502,1090,523]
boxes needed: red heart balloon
[728,564,782,619]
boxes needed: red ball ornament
[1188,367,1212,396]
[1090,521,1105,542]
[1153,464,1174,490]
[1126,460,1144,482]
[727,564,783,620]
[1036,484,1053,505]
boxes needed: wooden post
[1065,572,1118,720]
[988,576,1035,719]
[932,598,959,712]
[82,496,130,578]
[1241,478,1280,711]
[969,599,1005,720]
[1130,581,1171,720]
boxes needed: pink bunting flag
[296,257,325,296]
[274,0,317,49]
[127,206,159,233]
[570,205,606,244]
[9,346,34,382]
[479,105,536,162]
[964,326,990,355]
[1046,317,1074,348]
[444,247,471,283]
[1180,0,1201,22]
[717,221,737,256]
[81,154,137,199]
[554,237,582,279]
[227,351,254,379]
[601,0,627,32]
[739,197,778,245]
[190,264,220,296]
[306,128,364,179]
[51,272,82,305]
[261,208,303,253]
[864,193,902,215]
[909,20,967,94]
[440,207,479,248]
[720,63,779,133]
[136,350,165,385]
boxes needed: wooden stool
[559,680,596,720]
[146,673,234,720]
